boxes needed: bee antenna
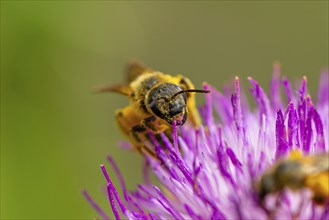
[172,89,210,99]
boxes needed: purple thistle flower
[84,65,329,220]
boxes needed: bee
[258,151,329,205]
[97,61,209,156]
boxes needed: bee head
[147,83,188,126]
[258,173,277,201]
[146,83,210,126]
[258,160,302,201]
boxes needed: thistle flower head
[84,65,329,220]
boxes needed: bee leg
[115,106,147,143]
[115,110,130,137]
[130,124,147,143]
[131,124,160,159]
[142,116,157,132]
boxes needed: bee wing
[126,60,153,82]
[94,84,132,96]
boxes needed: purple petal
[282,76,294,104]
[320,203,329,220]
[275,109,289,158]
[184,204,201,220]
[226,147,243,172]
[107,156,129,203]
[101,165,127,215]
[248,77,271,121]
[172,121,179,154]
[313,109,326,152]
[231,77,248,146]
[217,149,236,187]
[303,105,314,153]
[287,102,300,148]
[169,151,193,186]
[153,186,184,219]
[107,185,120,220]
[298,78,308,151]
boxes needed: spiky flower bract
[84,65,329,220]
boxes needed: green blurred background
[1,1,328,219]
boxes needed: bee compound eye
[259,174,276,198]
[313,194,326,205]
[149,101,164,119]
